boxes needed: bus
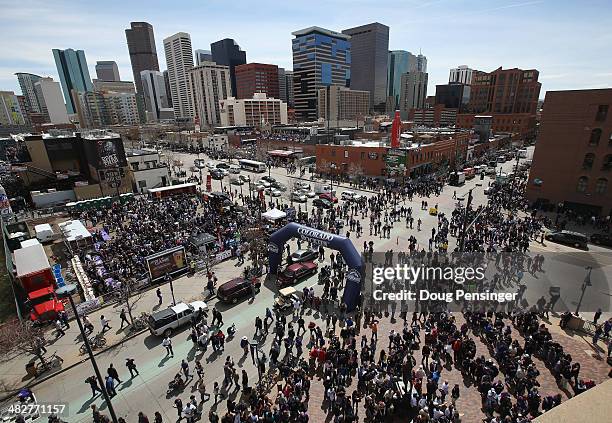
[148,183,197,199]
[298,156,316,167]
[238,159,266,173]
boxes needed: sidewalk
[0,257,242,397]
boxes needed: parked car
[148,301,208,336]
[194,159,207,169]
[313,198,333,209]
[290,248,319,263]
[319,192,338,203]
[264,188,282,197]
[545,230,588,249]
[295,181,311,190]
[210,169,224,180]
[206,161,216,170]
[271,182,287,191]
[239,175,251,183]
[217,278,261,304]
[299,189,316,198]
[291,192,307,202]
[590,233,612,247]
[230,177,244,185]
[261,176,276,183]
[341,190,361,201]
[277,261,318,287]
[229,165,241,174]
[216,162,230,170]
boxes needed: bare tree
[0,320,46,366]
[318,159,331,180]
[242,228,268,273]
[117,279,146,327]
[347,163,365,184]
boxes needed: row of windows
[576,176,608,194]
[581,154,612,170]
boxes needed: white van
[229,164,241,174]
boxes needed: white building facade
[34,77,70,124]
[219,93,287,126]
[163,32,194,119]
[126,148,169,193]
[449,65,474,85]
[188,62,232,127]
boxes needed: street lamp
[575,266,592,316]
[56,284,119,423]
[458,188,474,252]
[330,163,337,194]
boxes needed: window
[590,128,602,146]
[582,153,595,169]
[576,176,588,193]
[596,105,609,122]
[595,178,608,194]
[361,152,365,160]
[344,150,348,158]
[602,154,612,171]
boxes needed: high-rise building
[318,86,370,123]
[435,83,470,110]
[164,32,195,119]
[187,62,231,127]
[0,91,27,127]
[466,67,541,114]
[399,71,428,118]
[292,26,351,121]
[278,68,287,103]
[16,72,43,114]
[195,49,213,66]
[210,39,246,97]
[34,77,70,124]
[141,70,174,121]
[342,22,389,113]
[526,89,612,215]
[95,61,120,81]
[285,71,294,108]
[92,80,135,93]
[219,93,288,126]
[163,70,172,107]
[386,51,419,111]
[52,48,93,114]
[416,54,427,73]
[235,63,279,99]
[75,90,139,128]
[125,22,160,94]
[449,65,473,85]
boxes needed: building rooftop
[292,26,351,40]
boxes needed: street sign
[108,181,121,188]
[105,168,122,182]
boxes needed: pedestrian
[156,288,163,306]
[119,309,130,329]
[85,375,102,397]
[163,335,174,356]
[154,412,162,423]
[197,379,210,402]
[107,363,122,383]
[83,315,94,334]
[126,358,139,377]
[105,375,116,397]
[54,319,65,338]
[60,310,70,328]
[173,398,183,421]
[213,381,220,404]
[181,359,190,379]
[138,412,150,423]
[195,360,204,379]
[100,315,111,332]
[594,308,602,325]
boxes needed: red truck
[14,242,64,322]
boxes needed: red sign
[206,174,212,192]
[391,110,401,148]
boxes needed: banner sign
[145,246,188,281]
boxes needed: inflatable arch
[268,222,364,311]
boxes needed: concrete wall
[31,190,76,208]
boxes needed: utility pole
[575,266,592,316]
[66,293,119,423]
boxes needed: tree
[318,159,331,180]
[0,320,46,366]
[347,163,365,184]
[242,228,268,272]
[117,279,146,327]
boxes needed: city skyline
[1,0,611,100]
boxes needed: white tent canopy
[262,208,287,221]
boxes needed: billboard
[145,246,188,281]
[96,138,128,169]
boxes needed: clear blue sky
[1,0,611,99]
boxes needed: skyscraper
[449,65,474,85]
[285,71,294,108]
[342,22,389,113]
[95,61,120,81]
[141,70,174,121]
[163,70,172,107]
[399,71,428,118]
[278,68,287,103]
[125,22,160,95]
[52,48,93,114]
[15,72,42,114]
[210,39,246,97]
[416,54,427,73]
[386,51,418,111]
[195,49,213,66]
[0,91,27,128]
[292,26,351,121]
[163,32,194,119]
[187,63,231,127]
[235,63,279,99]
[34,77,70,124]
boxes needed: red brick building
[458,67,541,139]
[408,105,458,127]
[526,89,612,216]
[234,63,280,100]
